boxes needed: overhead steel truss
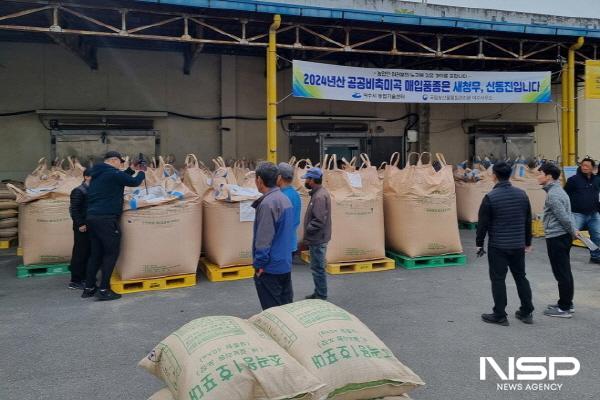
[0,0,597,68]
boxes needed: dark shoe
[543,307,572,318]
[96,289,122,301]
[547,303,574,313]
[515,310,533,324]
[305,293,327,300]
[481,313,509,326]
[81,287,97,298]
[68,281,85,290]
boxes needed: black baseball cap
[104,151,125,162]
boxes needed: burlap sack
[250,300,424,400]
[0,187,17,200]
[384,153,462,257]
[511,165,546,217]
[0,227,17,238]
[17,199,72,264]
[0,218,17,229]
[0,200,17,210]
[15,159,80,203]
[0,209,18,219]
[115,199,202,280]
[139,316,324,400]
[233,159,251,185]
[323,154,386,262]
[182,154,211,197]
[454,165,494,223]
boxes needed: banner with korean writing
[585,60,600,99]
[292,60,551,103]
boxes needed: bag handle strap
[389,152,401,167]
[321,154,329,170]
[326,154,338,170]
[435,153,448,166]
[378,162,388,171]
[359,153,371,169]
[405,152,420,167]
[418,152,432,166]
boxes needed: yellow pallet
[301,251,395,275]
[110,272,196,294]
[532,219,545,238]
[199,258,254,282]
[573,231,590,248]
[17,247,23,256]
[0,237,17,249]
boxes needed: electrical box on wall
[406,129,419,143]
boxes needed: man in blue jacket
[82,151,146,301]
[564,157,600,263]
[277,163,301,256]
[252,162,295,310]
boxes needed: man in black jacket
[82,151,145,301]
[476,162,534,326]
[68,168,91,290]
[565,158,600,263]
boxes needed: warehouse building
[1,0,599,179]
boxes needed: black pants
[488,247,534,316]
[254,272,293,310]
[546,234,574,311]
[70,228,90,283]
[85,216,122,290]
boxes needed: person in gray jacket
[537,163,579,318]
[302,167,332,300]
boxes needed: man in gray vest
[476,161,534,326]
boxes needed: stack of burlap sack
[141,300,424,400]
[383,152,463,258]
[0,182,19,240]
[291,154,386,263]
[183,155,260,268]
[7,158,84,265]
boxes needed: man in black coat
[476,162,534,326]
[68,168,91,290]
[564,157,600,263]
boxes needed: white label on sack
[227,185,260,199]
[346,172,362,188]
[240,201,256,222]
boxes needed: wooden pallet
[300,251,395,275]
[386,250,467,270]
[0,237,17,249]
[16,263,70,278]
[573,231,590,248]
[110,272,196,294]
[458,221,478,230]
[532,219,545,238]
[199,258,255,282]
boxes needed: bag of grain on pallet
[139,316,324,400]
[511,159,546,216]
[250,300,424,400]
[202,161,260,267]
[454,161,494,223]
[6,159,80,264]
[384,152,462,258]
[323,154,386,263]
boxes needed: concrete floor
[1,230,599,400]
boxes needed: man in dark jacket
[252,162,296,310]
[82,151,145,301]
[302,167,332,300]
[68,168,91,290]
[564,158,600,263]
[476,161,534,326]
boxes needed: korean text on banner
[293,60,552,104]
[585,60,600,99]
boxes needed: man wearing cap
[82,151,146,301]
[277,163,302,258]
[302,167,332,300]
[68,168,92,290]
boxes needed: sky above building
[413,0,600,18]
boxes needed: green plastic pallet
[458,221,478,230]
[386,251,467,270]
[16,263,70,278]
